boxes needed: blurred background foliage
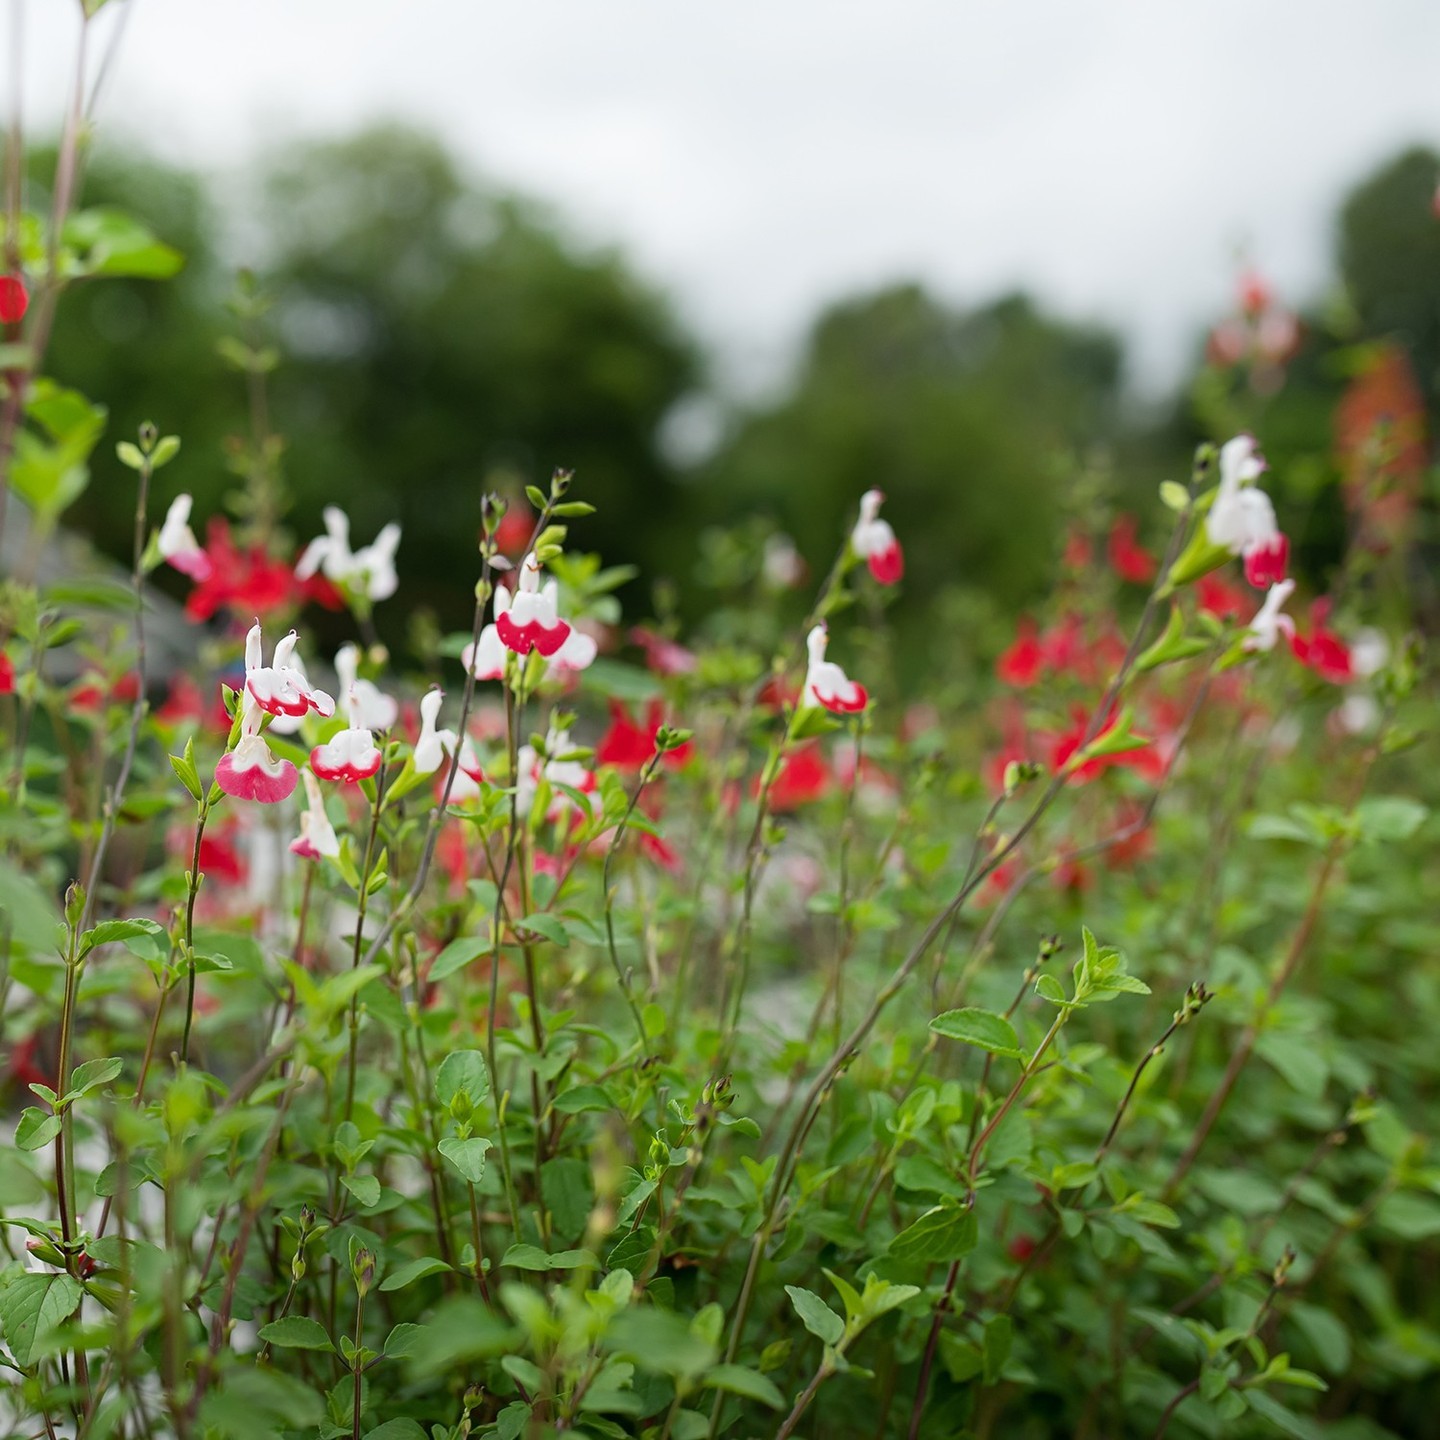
[39,125,1440,664]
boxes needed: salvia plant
[0,9,1437,1440]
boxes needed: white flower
[157,494,211,581]
[413,688,457,776]
[1243,579,1296,653]
[296,506,400,602]
[802,624,868,713]
[335,644,398,731]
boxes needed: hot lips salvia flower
[851,488,904,585]
[1206,434,1290,589]
[495,551,572,657]
[215,626,304,803]
[803,623,868,714]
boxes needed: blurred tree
[694,285,1125,620]
[42,127,701,643]
[39,148,241,574]
[1339,145,1440,407]
[258,125,701,637]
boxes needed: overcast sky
[20,0,1440,399]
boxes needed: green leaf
[703,1364,785,1409]
[434,1050,490,1110]
[64,207,184,279]
[62,1056,125,1104]
[888,1205,978,1264]
[552,1084,614,1114]
[0,1271,82,1367]
[378,1257,452,1293]
[1353,796,1427,843]
[364,1422,428,1440]
[1242,1388,1324,1439]
[15,1107,62,1150]
[340,1173,381,1208]
[785,1285,844,1347]
[982,1314,1013,1385]
[1136,605,1212,672]
[428,935,490,980]
[515,912,569,947]
[257,1315,334,1351]
[438,1137,492,1185]
[930,1007,1024,1059]
[82,918,165,961]
[501,1243,595,1271]
[1034,973,1068,1006]
[541,1156,595,1242]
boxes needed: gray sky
[21,0,1440,399]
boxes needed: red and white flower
[310,689,384,784]
[494,552,572,658]
[215,689,299,804]
[157,494,213,582]
[244,624,335,720]
[803,624,868,714]
[1206,435,1289,589]
[546,625,598,677]
[851,489,904,585]
[289,768,340,860]
[335,644,398,731]
[413,688,457,776]
[296,506,401,603]
[462,621,506,681]
[1242,579,1296,653]
[448,736,487,802]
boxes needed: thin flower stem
[178,798,212,1065]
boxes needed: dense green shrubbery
[2,18,1438,1440]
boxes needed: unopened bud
[138,421,158,452]
[550,467,573,497]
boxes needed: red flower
[767,744,831,810]
[1196,572,1247,621]
[0,275,28,325]
[996,618,1044,687]
[184,519,298,622]
[1062,527,1094,572]
[71,670,141,712]
[198,825,247,887]
[596,701,692,770]
[1107,515,1156,585]
[0,651,14,695]
[7,1033,53,1092]
[1289,600,1353,685]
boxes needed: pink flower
[290,768,340,860]
[157,495,213,582]
[803,624,868,714]
[215,688,299,804]
[851,489,904,585]
[629,626,697,676]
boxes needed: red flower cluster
[596,701,693,770]
[182,518,342,622]
[1107,515,1156,585]
[995,614,1125,690]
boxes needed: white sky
[18,0,1440,400]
